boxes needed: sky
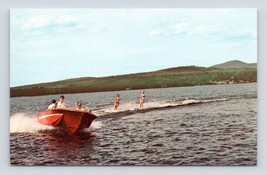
[10,9,257,87]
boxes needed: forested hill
[11,62,257,97]
[211,60,257,69]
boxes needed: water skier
[139,90,145,109]
[114,94,120,110]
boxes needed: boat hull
[37,108,97,133]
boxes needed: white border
[1,0,266,175]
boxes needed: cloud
[21,15,78,35]
[149,22,221,38]
[149,22,256,43]
[22,16,50,31]
[223,29,257,41]
[148,30,160,36]
[190,25,219,35]
[174,22,190,34]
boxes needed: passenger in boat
[114,94,120,110]
[76,102,85,111]
[139,90,145,109]
[47,99,56,110]
[56,95,68,108]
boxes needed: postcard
[10,9,257,166]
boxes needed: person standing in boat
[56,95,68,108]
[139,90,145,109]
[47,99,56,110]
[114,94,120,110]
[76,102,85,111]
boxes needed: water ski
[134,108,144,113]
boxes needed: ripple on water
[10,98,257,166]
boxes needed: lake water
[10,83,257,166]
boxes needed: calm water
[10,83,257,166]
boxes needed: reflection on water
[10,83,257,166]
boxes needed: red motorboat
[36,108,97,134]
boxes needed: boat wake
[92,97,236,118]
[10,96,244,133]
[10,113,103,134]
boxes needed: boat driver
[56,95,68,108]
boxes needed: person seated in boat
[56,95,68,108]
[114,94,120,110]
[76,102,85,111]
[47,99,56,110]
[139,90,145,109]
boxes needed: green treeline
[10,66,257,97]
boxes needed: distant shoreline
[10,66,257,97]
[11,82,257,99]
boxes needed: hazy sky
[10,9,257,87]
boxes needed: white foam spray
[181,99,200,105]
[82,120,103,132]
[91,121,103,129]
[92,98,232,117]
[10,113,55,133]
